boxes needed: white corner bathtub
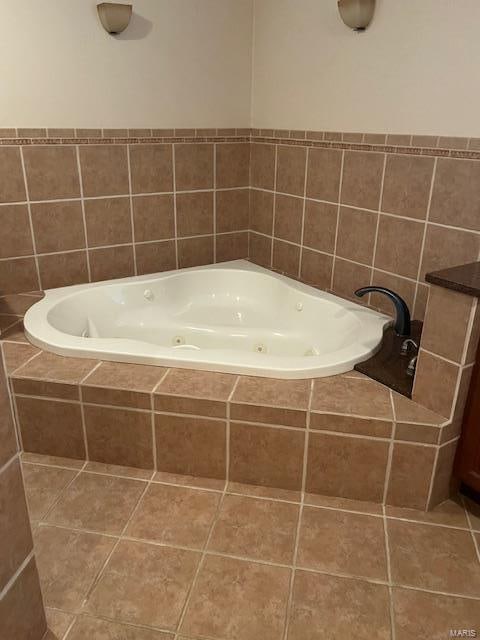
[24,260,390,379]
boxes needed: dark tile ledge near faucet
[356,262,480,398]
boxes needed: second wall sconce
[97,2,132,34]
[338,0,376,31]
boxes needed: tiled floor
[22,454,480,640]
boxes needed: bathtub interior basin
[24,260,390,378]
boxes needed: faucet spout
[354,286,411,337]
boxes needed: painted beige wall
[1,0,253,127]
[251,0,480,136]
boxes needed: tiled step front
[3,341,456,512]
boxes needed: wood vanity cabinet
[456,340,480,494]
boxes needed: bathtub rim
[23,260,391,379]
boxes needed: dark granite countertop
[426,261,480,297]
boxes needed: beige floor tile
[180,555,291,640]
[85,539,200,631]
[304,492,383,514]
[227,481,301,503]
[208,494,299,564]
[393,587,480,640]
[297,506,388,581]
[46,472,146,535]
[34,524,116,612]
[21,452,85,469]
[153,470,225,491]
[45,608,74,639]
[22,463,77,521]
[287,570,391,640]
[126,483,221,548]
[388,519,480,597]
[464,496,480,531]
[385,497,469,529]
[67,615,173,639]
[84,461,153,479]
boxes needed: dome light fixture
[337,0,376,32]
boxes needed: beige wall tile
[135,240,176,275]
[216,231,248,261]
[250,189,273,235]
[422,285,475,363]
[336,206,377,265]
[386,442,436,510]
[132,194,175,241]
[306,147,342,202]
[302,200,337,253]
[0,459,33,590]
[276,145,306,196]
[79,145,129,197]
[381,154,434,219]
[84,404,153,469]
[176,191,214,237]
[230,422,305,490]
[16,396,85,459]
[0,558,46,640]
[430,158,480,231]
[23,146,80,200]
[0,204,33,259]
[175,143,213,191]
[413,350,459,418]
[0,148,26,203]
[216,189,249,232]
[31,201,86,253]
[274,194,303,243]
[341,151,384,210]
[129,144,173,194]
[306,432,389,502]
[374,214,424,279]
[84,197,132,247]
[89,245,135,281]
[38,251,89,289]
[216,143,250,188]
[155,413,226,479]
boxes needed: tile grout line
[79,468,155,607]
[330,149,344,291]
[172,144,179,269]
[0,342,23,450]
[150,367,171,472]
[461,495,480,564]
[75,145,92,282]
[173,484,228,638]
[382,390,397,505]
[296,147,309,279]
[24,454,480,533]
[18,146,42,291]
[126,144,138,276]
[369,153,388,287]
[77,361,104,461]
[40,461,88,523]
[412,157,436,319]
[270,145,278,267]
[281,379,313,640]
[213,144,217,264]
[225,376,241,485]
[382,503,397,640]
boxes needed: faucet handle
[401,338,418,356]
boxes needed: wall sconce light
[337,0,375,31]
[97,2,132,34]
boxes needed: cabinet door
[455,345,480,492]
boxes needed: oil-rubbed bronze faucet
[354,286,411,337]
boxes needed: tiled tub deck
[1,307,458,512]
